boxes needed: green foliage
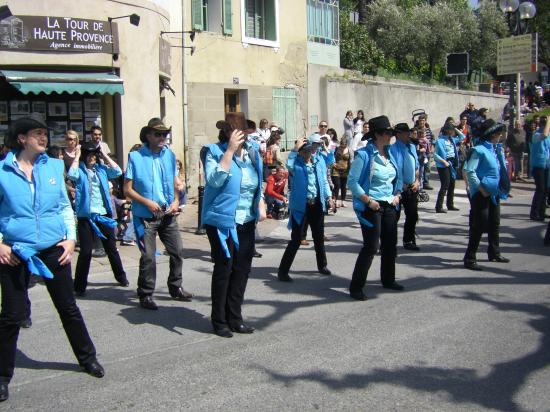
[530,0,550,70]
[339,0,510,82]
[339,0,386,74]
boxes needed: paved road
[3,179,550,411]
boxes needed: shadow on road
[253,291,550,412]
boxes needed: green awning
[0,70,124,95]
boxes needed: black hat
[394,123,411,133]
[480,119,506,139]
[8,113,49,139]
[79,142,101,162]
[366,115,394,139]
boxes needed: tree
[530,0,550,71]
[340,0,386,74]
[469,2,508,78]
[408,1,479,78]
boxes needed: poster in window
[0,101,7,121]
[84,98,101,113]
[69,101,83,120]
[69,122,84,136]
[31,101,47,117]
[0,125,8,144]
[84,116,101,131]
[48,102,67,117]
[10,100,30,115]
[48,120,68,143]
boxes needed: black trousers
[206,221,255,329]
[350,202,398,293]
[75,218,127,293]
[464,192,501,262]
[279,199,327,275]
[0,246,97,383]
[331,175,348,202]
[399,187,419,244]
[436,163,456,210]
[530,167,548,219]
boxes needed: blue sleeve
[348,155,366,198]
[61,188,76,241]
[105,165,122,179]
[125,158,134,180]
[434,139,445,162]
[464,150,481,193]
[205,150,230,188]
[67,165,81,182]
[286,150,298,174]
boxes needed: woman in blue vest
[348,115,404,301]
[529,116,550,221]
[463,119,511,271]
[277,133,334,282]
[202,113,266,338]
[67,143,128,296]
[434,123,465,213]
[0,115,104,403]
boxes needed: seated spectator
[264,165,288,219]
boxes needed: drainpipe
[182,0,190,190]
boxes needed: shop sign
[159,37,171,76]
[0,15,119,54]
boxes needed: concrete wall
[308,65,509,136]
[0,0,185,167]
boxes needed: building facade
[0,0,184,169]
[183,0,308,192]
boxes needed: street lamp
[499,0,536,129]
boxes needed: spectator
[265,165,288,219]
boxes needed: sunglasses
[319,125,328,128]
[154,132,169,138]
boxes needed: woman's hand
[0,243,20,266]
[443,160,450,168]
[258,199,267,222]
[294,137,308,151]
[57,239,75,266]
[391,195,401,206]
[228,129,245,153]
[368,199,380,211]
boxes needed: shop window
[241,0,279,48]
[272,87,297,150]
[307,0,339,45]
[0,77,115,153]
[192,0,233,35]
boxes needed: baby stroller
[418,190,430,203]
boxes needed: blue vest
[201,143,263,230]
[288,152,329,226]
[389,139,419,185]
[73,162,115,218]
[434,135,459,168]
[529,130,550,171]
[351,143,402,215]
[468,141,510,201]
[127,145,176,218]
[0,152,67,251]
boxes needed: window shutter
[264,0,276,41]
[191,0,204,31]
[222,0,233,35]
[245,0,256,38]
